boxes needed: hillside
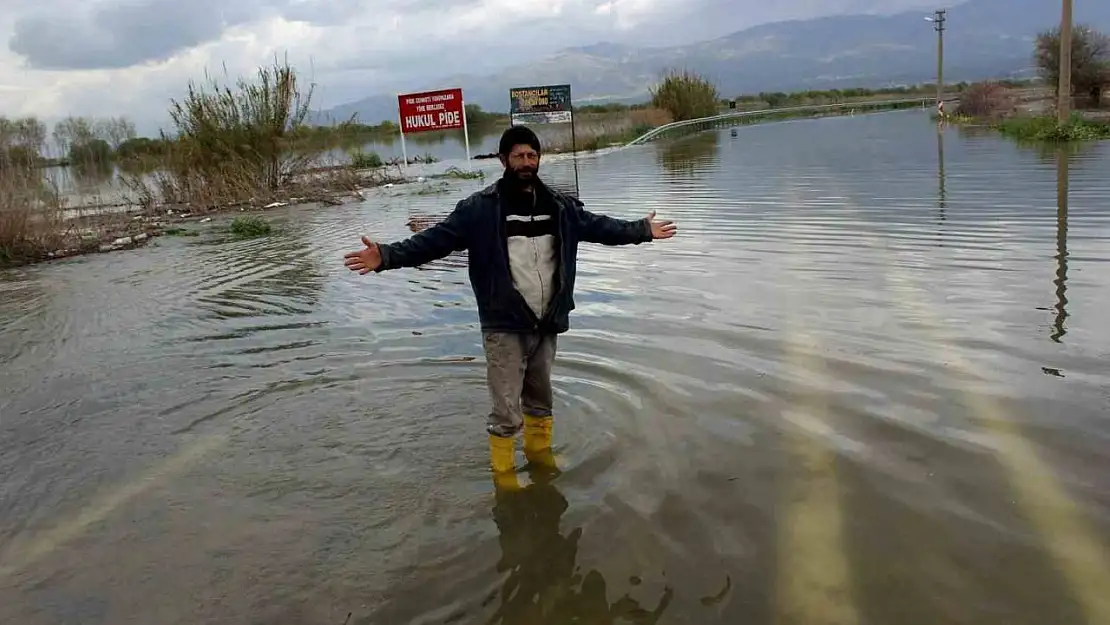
[316,0,1110,125]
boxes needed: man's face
[501,144,540,182]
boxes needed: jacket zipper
[531,192,546,319]
[497,186,541,328]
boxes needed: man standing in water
[343,126,677,487]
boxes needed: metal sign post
[396,93,409,176]
[460,100,472,169]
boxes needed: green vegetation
[435,166,485,180]
[463,104,505,126]
[0,117,48,169]
[994,115,1110,142]
[574,102,658,115]
[229,216,273,239]
[163,227,200,237]
[731,81,1039,110]
[348,149,384,169]
[1035,25,1109,107]
[169,57,313,194]
[650,69,721,121]
[945,25,1109,144]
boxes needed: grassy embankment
[941,80,1110,143]
[940,24,1110,142]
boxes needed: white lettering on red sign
[397,88,465,134]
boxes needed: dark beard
[502,166,539,189]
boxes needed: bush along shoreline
[993,115,1110,142]
[937,24,1110,144]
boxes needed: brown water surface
[2,110,1109,624]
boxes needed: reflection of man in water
[489,467,672,624]
[343,126,677,487]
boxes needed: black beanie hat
[498,125,541,156]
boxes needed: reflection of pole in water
[1052,148,1069,343]
[937,125,947,219]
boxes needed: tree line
[0,116,138,169]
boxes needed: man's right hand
[343,236,383,275]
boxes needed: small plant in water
[229,216,272,239]
[163,227,200,237]
[437,166,484,180]
[348,149,384,169]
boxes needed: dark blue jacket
[375,179,653,334]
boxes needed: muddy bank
[3,166,415,269]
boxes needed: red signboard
[397,88,465,134]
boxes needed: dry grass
[958,82,1019,120]
[0,167,68,265]
[629,107,674,127]
[1,163,165,267]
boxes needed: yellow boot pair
[488,415,557,491]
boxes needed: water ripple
[2,111,1109,625]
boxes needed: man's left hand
[647,211,677,240]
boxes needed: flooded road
[2,110,1109,624]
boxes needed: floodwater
[48,118,603,204]
[2,109,1109,625]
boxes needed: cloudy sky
[0,0,938,135]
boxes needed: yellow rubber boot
[489,434,521,491]
[523,415,557,471]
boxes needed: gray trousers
[482,331,557,437]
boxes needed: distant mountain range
[315,0,1110,125]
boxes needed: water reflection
[656,132,720,177]
[4,112,1110,625]
[488,470,673,624]
[404,124,503,148]
[171,214,329,330]
[1052,148,1069,343]
[936,125,947,218]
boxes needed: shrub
[68,139,113,168]
[650,69,721,122]
[348,149,384,169]
[167,55,315,202]
[0,166,66,265]
[995,115,1110,142]
[229,216,272,239]
[958,81,1018,119]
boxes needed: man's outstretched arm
[573,200,677,245]
[344,200,470,274]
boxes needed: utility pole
[926,10,947,113]
[1058,0,1073,122]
